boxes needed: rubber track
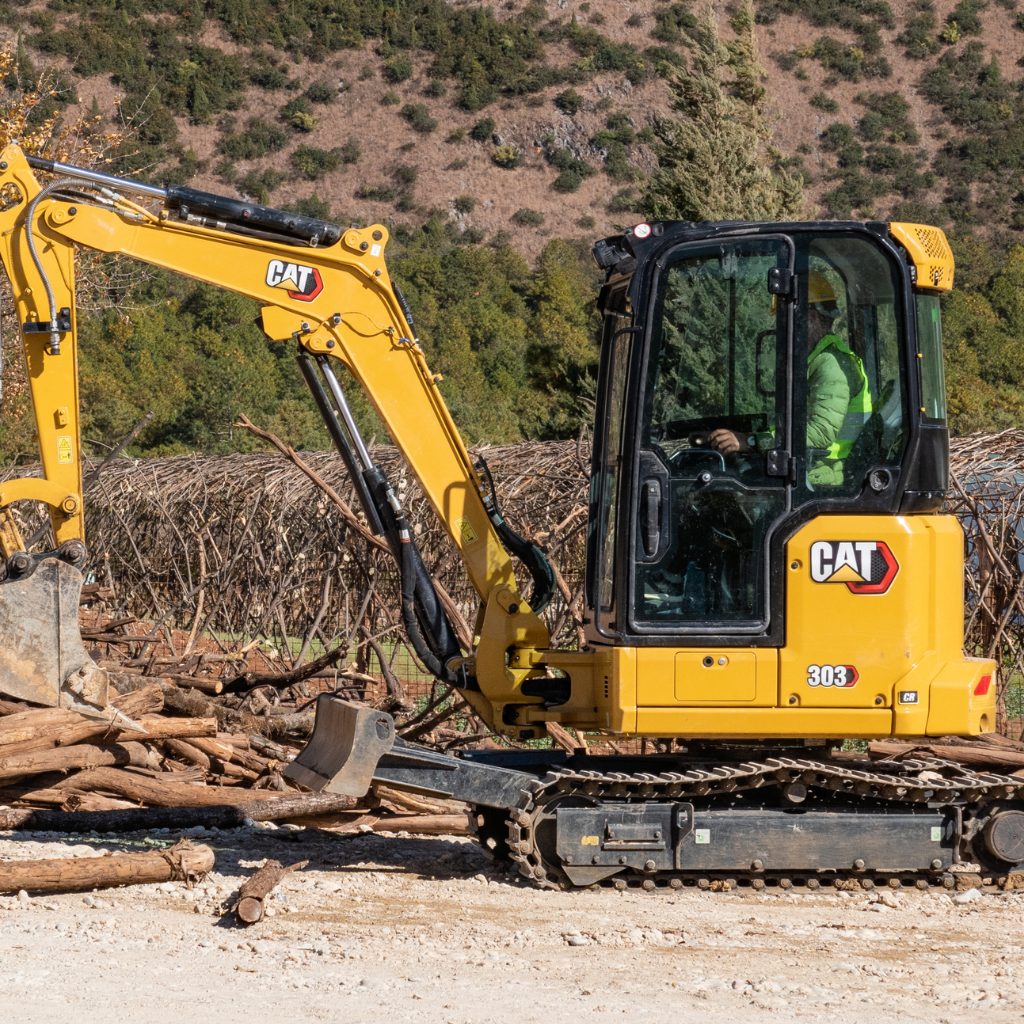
[504,756,1024,891]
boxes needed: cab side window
[798,239,906,497]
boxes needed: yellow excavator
[0,142,1021,890]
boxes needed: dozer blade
[0,556,113,718]
[284,695,395,797]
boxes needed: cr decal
[809,540,899,594]
[806,664,859,688]
[265,259,324,301]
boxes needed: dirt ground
[1,822,1022,1024]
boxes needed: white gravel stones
[952,886,984,906]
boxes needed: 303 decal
[806,664,859,688]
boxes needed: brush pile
[78,431,1024,731]
[0,594,478,835]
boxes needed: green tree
[524,240,600,437]
[941,244,1024,433]
[390,218,539,442]
[642,1,803,222]
[76,273,330,456]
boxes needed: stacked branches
[73,432,1024,736]
[948,431,1024,732]
[82,441,590,692]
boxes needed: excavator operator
[707,269,872,488]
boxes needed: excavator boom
[0,143,550,722]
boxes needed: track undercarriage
[290,697,1024,893]
[490,754,1024,892]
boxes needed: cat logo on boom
[265,259,323,301]
[809,540,899,595]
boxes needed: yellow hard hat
[808,270,837,305]
[808,270,842,321]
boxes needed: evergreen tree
[525,240,600,438]
[642,1,803,222]
[941,244,1024,433]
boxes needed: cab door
[629,236,794,639]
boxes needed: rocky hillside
[5,0,1023,247]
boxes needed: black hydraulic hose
[361,465,468,688]
[393,283,415,332]
[476,456,555,613]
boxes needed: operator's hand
[708,429,749,455]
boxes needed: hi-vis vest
[810,333,873,461]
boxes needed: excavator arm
[0,142,553,728]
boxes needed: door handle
[640,478,661,558]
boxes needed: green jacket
[806,333,871,486]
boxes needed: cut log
[54,767,278,806]
[107,716,217,744]
[248,735,298,762]
[167,675,224,696]
[343,813,472,836]
[0,715,217,759]
[373,784,468,817]
[233,858,308,925]
[215,761,260,782]
[545,720,585,753]
[262,709,315,742]
[0,741,160,784]
[0,840,214,894]
[869,740,1024,770]
[111,683,165,718]
[0,708,82,747]
[0,792,360,832]
[162,738,212,772]
[159,686,222,721]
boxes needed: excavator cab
[589,222,948,645]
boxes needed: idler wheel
[983,810,1024,865]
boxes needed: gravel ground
[1,823,1022,1024]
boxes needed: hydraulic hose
[475,455,555,613]
[361,465,467,688]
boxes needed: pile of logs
[0,596,476,839]
[0,599,472,906]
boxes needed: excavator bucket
[0,557,112,717]
[284,695,395,797]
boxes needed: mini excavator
[0,143,1021,890]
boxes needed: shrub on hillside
[898,6,941,58]
[218,119,287,160]
[652,2,698,42]
[339,139,361,164]
[511,208,544,227]
[237,169,286,203]
[492,145,523,168]
[470,117,496,142]
[304,79,335,103]
[285,196,333,220]
[554,89,584,115]
[400,103,437,133]
[383,55,413,84]
[291,145,343,180]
